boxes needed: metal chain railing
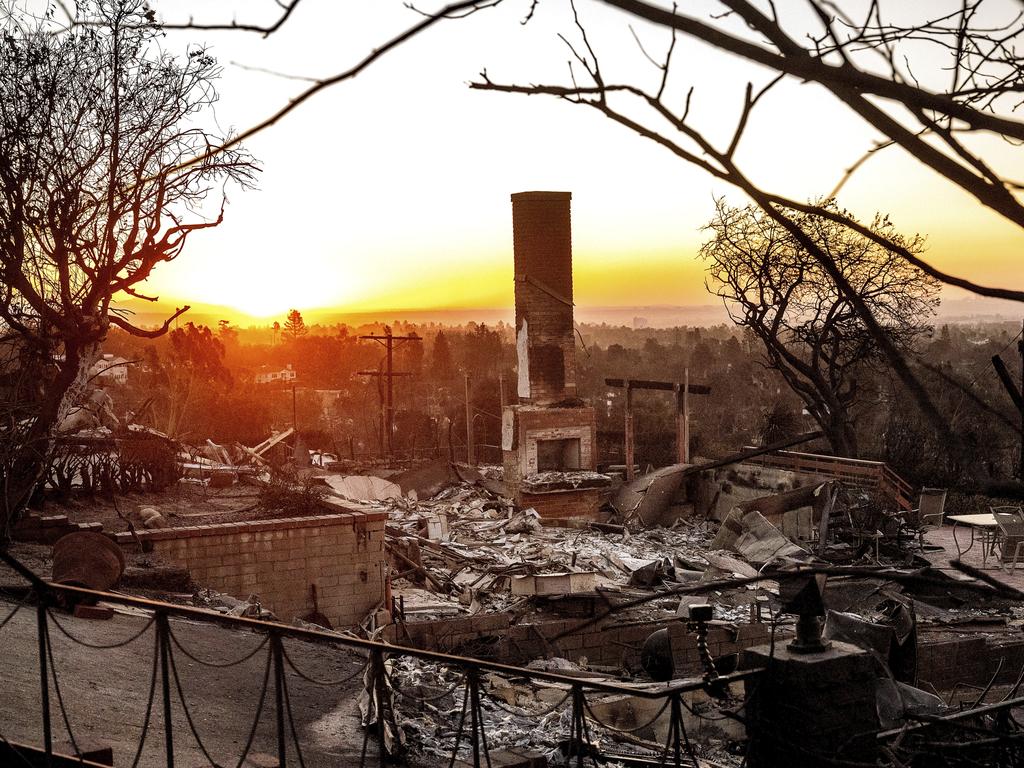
[0,549,759,767]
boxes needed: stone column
[740,640,881,767]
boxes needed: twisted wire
[678,692,745,723]
[168,623,268,668]
[166,632,223,767]
[482,686,571,717]
[279,641,367,686]
[232,645,274,768]
[47,608,155,649]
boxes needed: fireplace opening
[536,438,582,471]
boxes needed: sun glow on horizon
[137,1,1024,322]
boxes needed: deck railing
[743,449,915,510]
[0,550,757,768]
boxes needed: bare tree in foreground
[114,0,1024,460]
[0,0,255,536]
[702,200,940,457]
[468,0,1024,455]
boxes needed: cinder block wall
[115,512,387,628]
[388,613,770,673]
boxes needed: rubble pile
[384,655,746,766]
[377,478,773,626]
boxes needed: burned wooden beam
[604,377,712,395]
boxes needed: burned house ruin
[502,191,611,520]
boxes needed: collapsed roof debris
[23,392,1024,766]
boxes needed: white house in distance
[255,364,297,386]
[89,354,130,385]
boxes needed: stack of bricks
[113,511,387,628]
[516,488,605,521]
[511,190,576,405]
[13,513,103,545]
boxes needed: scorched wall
[115,511,387,628]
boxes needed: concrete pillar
[740,641,880,767]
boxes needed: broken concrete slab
[711,508,808,566]
[323,474,402,502]
[73,604,114,621]
[511,572,598,596]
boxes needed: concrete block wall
[917,635,1024,692]
[114,512,387,628]
[13,513,104,545]
[389,613,770,674]
[668,621,772,674]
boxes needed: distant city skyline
[136,1,1024,319]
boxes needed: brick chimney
[511,191,577,406]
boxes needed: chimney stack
[511,191,577,406]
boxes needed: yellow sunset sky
[136,1,1024,321]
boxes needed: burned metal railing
[878,693,1024,767]
[0,550,758,767]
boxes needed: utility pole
[464,371,475,466]
[358,326,421,460]
[498,373,506,411]
[624,379,634,481]
[291,383,297,432]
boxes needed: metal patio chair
[993,507,1024,571]
[910,487,947,551]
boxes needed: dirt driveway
[0,596,375,767]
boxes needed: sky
[125,0,1024,321]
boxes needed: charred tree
[701,201,939,458]
[0,0,255,538]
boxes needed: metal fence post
[467,668,490,768]
[569,683,586,768]
[36,602,52,765]
[272,632,288,767]
[157,611,175,768]
[669,692,683,767]
[372,647,388,766]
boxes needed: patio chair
[992,507,1024,571]
[911,488,947,550]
